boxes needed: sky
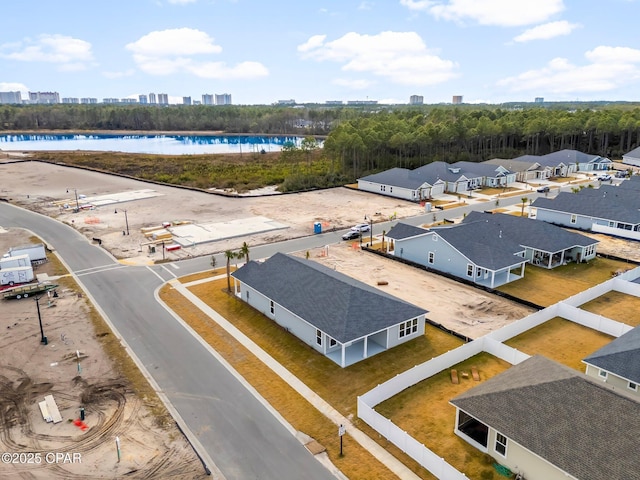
[1,0,640,105]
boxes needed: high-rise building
[183,96,192,105]
[409,95,424,105]
[81,98,97,104]
[452,95,463,104]
[62,98,79,104]
[121,98,137,104]
[0,91,22,104]
[102,98,120,104]
[277,99,296,105]
[215,93,232,105]
[139,94,148,104]
[325,100,343,105]
[149,93,157,104]
[157,93,169,105]
[535,97,544,103]
[28,91,60,104]
[202,94,214,105]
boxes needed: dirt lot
[0,228,207,479]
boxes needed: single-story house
[357,161,516,201]
[461,211,598,267]
[483,157,547,182]
[231,253,427,367]
[531,188,640,240]
[356,167,445,201]
[451,355,640,480]
[540,149,611,173]
[622,146,640,167]
[583,325,640,399]
[386,219,527,288]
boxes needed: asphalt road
[0,203,335,480]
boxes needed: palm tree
[225,249,236,292]
[520,197,528,217]
[240,241,250,263]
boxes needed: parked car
[597,174,612,181]
[342,230,361,241]
[536,186,550,193]
[351,223,371,233]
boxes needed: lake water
[0,134,313,155]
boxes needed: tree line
[322,107,640,178]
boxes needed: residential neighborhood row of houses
[357,149,613,201]
[225,147,640,479]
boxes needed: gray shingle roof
[483,158,540,172]
[624,146,640,160]
[462,211,598,253]
[451,355,640,480]
[386,223,429,240]
[430,221,527,270]
[583,325,640,384]
[358,167,429,190]
[231,253,426,343]
[532,191,640,225]
[540,149,606,166]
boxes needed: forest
[2,103,640,191]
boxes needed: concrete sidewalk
[169,278,422,480]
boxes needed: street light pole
[35,295,48,345]
[115,208,130,235]
[67,188,80,212]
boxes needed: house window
[570,214,577,224]
[316,329,322,346]
[585,245,595,256]
[477,268,482,277]
[399,318,419,338]
[598,369,608,379]
[495,432,507,457]
[466,264,473,277]
[629,382,638,391]
[390,187,393,193]
[246,290,250,301]
[329,337,337,347]
[428,252,435,264]
[270,300,274,314]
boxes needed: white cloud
[514,20,578,42]
[126,28,221,57]
[497,45,640,93]
[358,1,374,10]
[0,82,28,93]
[332,78,373,89]
[298,31,457,86]
[401,0,565,27]
[0,34,94,70]
[126,28,268,79]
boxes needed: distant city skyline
[2,1,639,105]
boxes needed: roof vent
[448,167,461,174]
[499,230,502,238]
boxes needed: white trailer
[0,254,31,269]
[6,243,47,262]
[0,266,35,286]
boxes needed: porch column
[363,336,368,359]
[547,254,552,269]
[520,263,525,277]
[560,250,565,264]
[490,271,495,288]
[341,344,346,368]
[506,268,510,283]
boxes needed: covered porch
[529,246,587,269]
[325,336,387,368]
[474,263,525,289]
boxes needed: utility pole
[35,295,48,345]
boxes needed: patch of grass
[497,257,633,306]
[578,291,640,327]
[178,268,226,284]
[376,352,511,480]
[505,317,614,371]
[35,150,344,192]
[160,283,428,479]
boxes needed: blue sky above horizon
[2,0,639,105]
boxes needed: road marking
[76,264,126,276]
[170,263,180,270]
[161,264,177,278]
[75,263,119,274]
[146,265,167,282]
